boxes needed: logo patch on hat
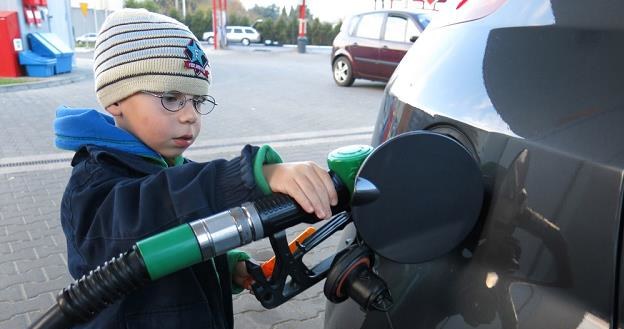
[184,40,209,79]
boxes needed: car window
[348,15,361,36]
[415,14,431,29]
[234,28,242,33]
[226,28,232,33]
[355,13,384,39]
[406,19,420,41]
[384,15,408,42]
[245,29,254,33]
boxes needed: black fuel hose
[30,248,149,329]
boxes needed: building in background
[69,0,122,39]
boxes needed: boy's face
[106,92,201,161]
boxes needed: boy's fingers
[294,174,329,219]
[287,177,315,214]
[306,168,334,218]
[314,166,338,206]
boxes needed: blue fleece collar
[54,107,161,160]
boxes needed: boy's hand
[233,260,253,291]
[262,162,338,219]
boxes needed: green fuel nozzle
[30,144,372,329]
[328,144,373,196]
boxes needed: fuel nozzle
[327,144,373,195]
[324,245,393,312]
[320,145,393,312]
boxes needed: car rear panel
[325,0,624,328]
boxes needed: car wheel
[207,36,214,44]
[333,57,355,87]
[241,38,251,46]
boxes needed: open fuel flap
[323,131,484,312]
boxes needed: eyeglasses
[141,91,217,115]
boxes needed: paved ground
[0,46,384,328]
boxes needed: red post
[297,0,307,53]
[221,0,227,47]
[298,0,306,38]
[211,0,218,49]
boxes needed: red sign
[414,0,447,10]
[33,8,42,26]
[24,8,35,25]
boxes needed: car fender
[331,49,357,77]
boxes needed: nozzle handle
[256,172,350,236]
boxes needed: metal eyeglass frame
[141,91,218,115]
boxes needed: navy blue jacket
[55,108,265,329]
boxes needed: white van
[202,26,261,46]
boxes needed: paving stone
[26,310,45,327]
[0,240,11,255]
[0,284,25,303]
[41,265,71,281]
[0,268,45,291]
[234,309,285,329]
[34,245,65,260]
[0,206,22,223]
[23,275,71,299]
[22,227,59,242]
[0,260,17,275]
[0,214,25,226]
[0,197,19,209]
[0,313,28,329]
[51,234,68,250]
[0,294,54,322]
[5,221,48,237]
[15,254,65,273]
[234,286,326,321]
[44,219,62,231]
[9,236,54,253]
[0,248,36,269]
[24,213,55,226]
[274,311,324,329]
[0,230,29,244]
[15,200,42,213]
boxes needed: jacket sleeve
[61,145,265,278]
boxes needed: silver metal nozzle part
[241,202,264,240]
[189,204,264,261]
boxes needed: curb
[0,68,92,93]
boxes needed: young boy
[54,8,337,329]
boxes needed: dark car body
[331,9,433,86]
[325,0,624,328]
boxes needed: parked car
[331,9,434,87]
[202,26,261,46]
[325,0,624,328]
[75,32,97,44]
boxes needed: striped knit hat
[93,9,210,108]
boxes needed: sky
[239,0,378,23]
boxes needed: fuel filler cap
[351,131,484,264]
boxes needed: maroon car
[331,9,433,87]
